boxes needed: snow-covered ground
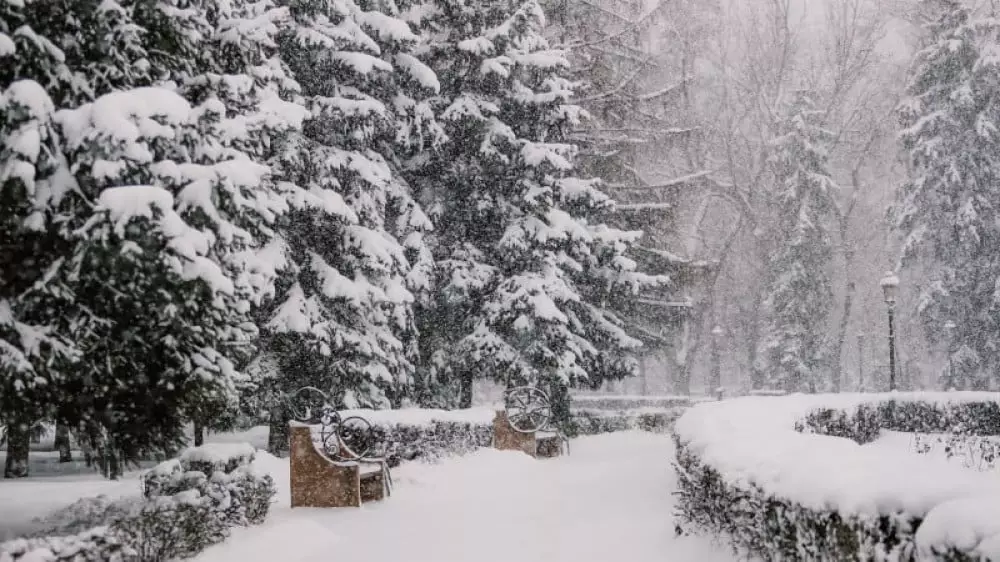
[194,431,736,562]
[0,470,142,540]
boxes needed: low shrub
[0,526,134,562]
[1,443,274,562]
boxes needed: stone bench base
[289,424,390,508]
[492,411,565,459]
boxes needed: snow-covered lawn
[0,469,142,540]
[194,431,735,562]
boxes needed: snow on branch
[576,66,645,103]
[612,202,673,212]
[636,79,690,102]
[610,170,713,191]
[574,127,699,141]
[636,297,692,308]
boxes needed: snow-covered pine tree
[896,2,1000,391]
[0,0,104,477]
[1,0,303,475]
[0,81,79,478]
[541,0,721,396]
[262,0,439,412]
[402,0,665,417]
[169,0,310,441]
[761,90,837,394]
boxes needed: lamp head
[880,271,900,305]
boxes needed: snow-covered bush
[141,443,273,527]
[177,443,258,479]
[673,393,1000,560]
[0,526,134,562]
[2,443,273,562]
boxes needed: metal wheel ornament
[503,386,553,433]
[287,386,331,424]
[318,409,343,458]
[337,416,377,460]
[284,386,386,463]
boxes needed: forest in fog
[578,0,984,397]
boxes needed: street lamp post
[944,320,956,391]
[711,325,724,399]
[880,272,900,391]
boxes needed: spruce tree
[896,2,1000,390]
[404,0,664,417]
[262,0,438,411]
[761,91,837,394]
[1,0,303,475]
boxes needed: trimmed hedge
[567,408,678,437]
[798,400,1000,443]
[674,435,925,561]
[675,397,1000,561]
[364,409,681,463]
[570,395,696,411]
[0,443,274,562]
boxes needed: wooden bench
[289,423,390,508]
[492,410,565,459]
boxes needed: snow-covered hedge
[0,443,273,561]
[329,406,682,462]
[570,394,701,411]
[568,408,679,436]
[673,393,1000,561]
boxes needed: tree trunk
[674,318,693,395]
[710,336,722,394]
[81,424,96,468]
[55,423,73,463]
[830,281,855,393]
[193,421,204,447]
[105,435,121,480]
[547,378,571,432]
[458,370,473,409]
[267,402,290,457]
[747,289,766,390]
[3,419,31,478]
[639,354,649,395]
[830,211,857,393]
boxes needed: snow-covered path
[195,431,735,562]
